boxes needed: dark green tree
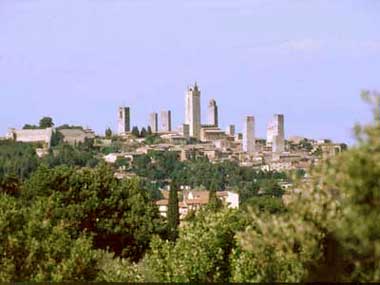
[0,141,39,180]
[105,128,112,139]
[147,126,153,136]
[208,180,223,211]
[22,124,39,129]
[140,127,148,138]
[39,117,54,128]
[51,130,64,147]
[167,180,180,241]
[131,126,140,137]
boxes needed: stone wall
[7,128,53,148]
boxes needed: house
[156,190,239,219]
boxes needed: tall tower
[208,99,218,127]
[118,106,130,135]
[185,83,201,139]
[267,114,285,153]
[149,112,158,133]
[160,110,172,132]
[243,116,255,154]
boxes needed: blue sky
[1,0,379,144]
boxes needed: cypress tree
[140,127,148,138]
[167,179,180,241]
[208,179,223,211]
[131,126,140,137]
[147,126,153,136]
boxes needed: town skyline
[1,0,379,144]
[0,81,371,144]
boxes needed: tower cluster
[117,82,286,155]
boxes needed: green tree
[140,127,148,138]
[167,180,179,241]
[22,164,160,262]
[242,196,285,214]
[22,124,39,129]
[0,194,100,282]
[105,128,112,139]
[39,117,54,128]
[208,179,223,211]
[231,91,380,282]
[144,210,247,283]
[147,126,153,136]
[0,141,39,180]
[0,175,21,196]
[51,130,64,147]
[131,126,140,137]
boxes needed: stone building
[185,83,201,139]
[267,114,285,153]
[118,107,130,135]
[160,110,172,132]
[6,128,54,148]
[58,128,95,145]
[243,116,255,155]
[208,99,218,127]
[200,127,226,142]
[149,112,158,133]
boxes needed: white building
[185,83,201,139]
[156,190,239,219]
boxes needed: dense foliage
[133,151,287,205]
[0,141,39,180]
[0,163,163,281]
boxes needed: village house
[156,190,239,219]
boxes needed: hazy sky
[1,0,379,144]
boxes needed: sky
[1,0,379,144]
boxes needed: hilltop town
[4,82,346,174]
[1,83,348,219]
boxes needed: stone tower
[243,116,255,154]
[185,83,201,139]
[208,99,218,127]
[226,124,236,136]
[160,110,172,132]
[149,112,158,133]
[118,106,130,135]
[267,114,285,153]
